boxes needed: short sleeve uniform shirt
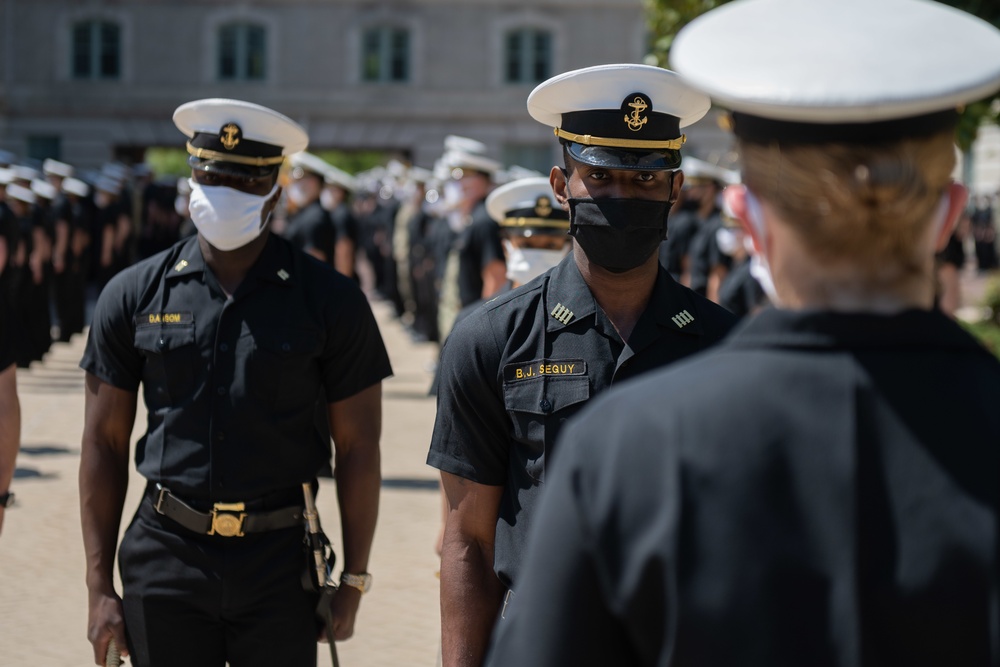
[456,201,505,307]
[81,233,392,501]
[487,308,1000,667]
[428,254,735,587]
[283,201,335,263]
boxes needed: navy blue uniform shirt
[428,253,735,588]
[488,308,1000,667]
[81,233,392,502]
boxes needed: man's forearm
[0,365,20,495]
[79,440,130,593]
[334,441,380,574]
[440,536,505,667]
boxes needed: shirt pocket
[248,326,323,413]
[503,375,590,483]
[133,325,200,410]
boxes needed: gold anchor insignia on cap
[671,309,695,328]
[624,96,649,132]
[277,269,290,281]
[174,259,189,272]
[551,303,574,325]
[535,196,553,218]
[220,123,242,151]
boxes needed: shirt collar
[544,254,598,332]
[728,307,988,353]
[164,233,296,288]
[544,256,705,336]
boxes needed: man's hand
[86,589,129,666]
[319,585,363,642]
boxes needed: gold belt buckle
[209,502,247,537]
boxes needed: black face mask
[568,198,671,273]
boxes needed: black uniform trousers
[120,489,319,667]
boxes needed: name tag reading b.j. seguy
[504,359,587,382]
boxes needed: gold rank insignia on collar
[671,309,694,328]
[174,259,189,272]
[277,269,290,281]
[550,303,574,325]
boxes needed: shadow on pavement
[382,478,439,492]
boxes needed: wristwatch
[339,572,372,594]
[0,492,14,508]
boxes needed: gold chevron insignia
[220,123,241,150]
[174,259,189,272]
[671,309,695,328]
[550,303,574,325]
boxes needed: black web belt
[151,485,305,537]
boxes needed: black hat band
[732,109,960,145]
[188,130,285,166]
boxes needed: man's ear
[935,181,968,251]
[550,165,569,210]
[722,185,765,254]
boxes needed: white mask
[286,181,310,209]
[188,179,278,251]
[744,190,780,305]
[503,239,567,285]
[320,188,336,211]
[174,195,189,218]
[715,227,740,257]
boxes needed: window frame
[360,25,411,84]
[217,21,268,82]
[70,19,122,81]
[503,27,553,85]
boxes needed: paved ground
[0,299,443,667]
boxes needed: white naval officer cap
[173,98,308,178]
[324,164,358,192]
[681,156,739,186]
[6,183,36,205]
[486,176,569,235]
[11,165,41,183]
[94,174,122,196]
[62,177,90,198]
[30,178,58,201]
[288,151,333,179]
[444,135,488,155]
[442,149,502,179]
[0,168,13,185]
[42,159,74,179]
[527,63,711,171]
[670,0,1000,144]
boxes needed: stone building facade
[0,0,736,173]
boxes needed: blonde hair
[739,130,955,286]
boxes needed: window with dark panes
[218,23,267,81]
[505,29,552,84]
[71,20,121,80]
[362,27,410,83]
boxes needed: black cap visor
[188,156,279,180]
[566,142,681,171]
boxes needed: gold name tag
[135,312,194,327]
[504,359,587,382]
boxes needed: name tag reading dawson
[504,359,587,382]
[135,312,194,327]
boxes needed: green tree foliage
[644,0,1000,150]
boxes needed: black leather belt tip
[152,486,304,537]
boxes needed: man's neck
[199,232,269,297]
[575,248,658,342]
